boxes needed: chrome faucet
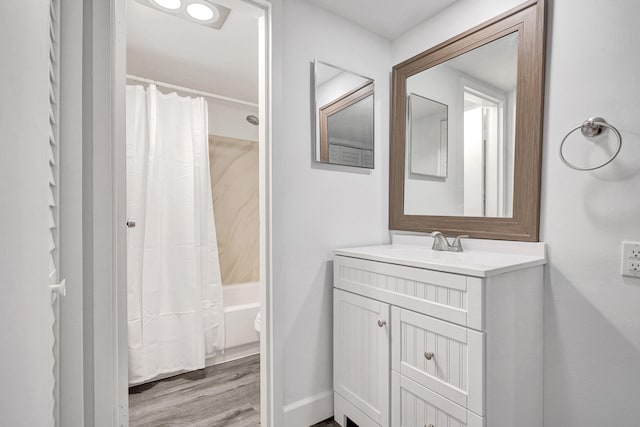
[431,231,451,251]
[431,231,469,252]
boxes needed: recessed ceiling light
[186,3,219,21]
[151,0,182,10]
[136,0,230,29]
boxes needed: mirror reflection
[313,60,375,168]
[408,94,448,178]
[404,32,518,217]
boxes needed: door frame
[86,0,278,424]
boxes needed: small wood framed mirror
[313,60,375,169]
[389,0,546,241]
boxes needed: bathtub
[207,281,260,366]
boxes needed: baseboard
[206,342,260,367]
[283,390,334,427]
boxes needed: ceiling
[301,0,458,40]
[126,0,259,103]
[126,0,461,103]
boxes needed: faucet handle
[431,231,450,251]
[451,235,469,251]
[452,235,469,245]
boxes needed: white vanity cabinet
[332,243,546,427]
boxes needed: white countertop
[335,242,547,278]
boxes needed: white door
[0,1,60,425]
[334,289,390,426]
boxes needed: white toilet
[253,311,261,334]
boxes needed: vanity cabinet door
[334,289,390,427]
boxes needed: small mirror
[313,60,375,168]
[408,94,448,178]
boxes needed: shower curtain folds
[126,84,224,385]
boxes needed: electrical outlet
[622,241,640,277]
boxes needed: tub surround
[209,134,260,285]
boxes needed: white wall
[392,0,640,425]
[274,0,391,422]
[541,0,640,424]
[208,101,259,142]
[0,2,56,425]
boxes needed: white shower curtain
[126,84,224,385]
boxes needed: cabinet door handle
[424,351,434,360]
[377,320,386,327]
[426,424,435,427]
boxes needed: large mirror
[313,60,375,168]
[390,1,546,241]
[405,32,518,217]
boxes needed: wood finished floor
[129,354,339,427]
[311,420,339,426]
[129,355,260,427]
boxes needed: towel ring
[559,117,622,171]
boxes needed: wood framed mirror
[319,80,374,166]
[389,0,546,241]
[313,60,375,169]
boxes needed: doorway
[463,85,507,217]
[113,0,273,424]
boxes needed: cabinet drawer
[392,372,484,427]
[392,307,485,416]
[334,256,483,329]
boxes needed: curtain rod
[126,74,259,109]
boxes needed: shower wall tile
[209,135,260,285]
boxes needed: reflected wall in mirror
[313,60,375,168]
[405,33,518,217]
[390,0,546,241]
[408,94,448,178]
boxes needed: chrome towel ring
[559,117,622,171]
